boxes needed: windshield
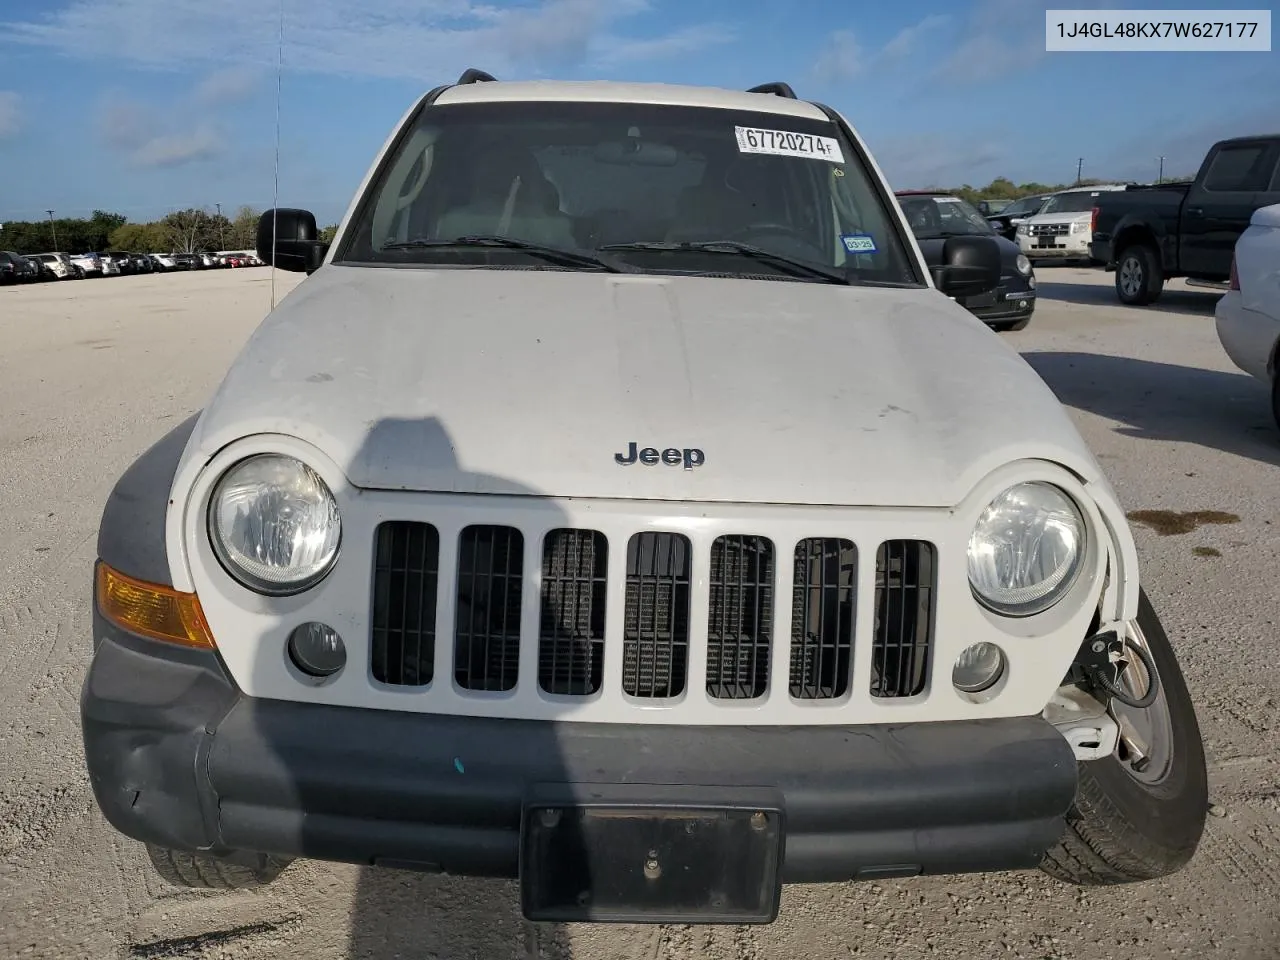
[1039,191,1104,215]
[336,100,920,286]
[1005,195,1047,217]
[897,195,994,238]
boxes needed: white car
[31,252,82,279]
[81,71,1207,922]
[68,252,104,276]
[151,253,177,270]
[1017,185,1128,262]
[1215,203,1280,426]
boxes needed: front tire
[1041,587,1208,885]
[1115,244,1164,306]
[1270,375,1280,433]
[145,843,292,890]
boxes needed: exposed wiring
[1090,634,1161,710]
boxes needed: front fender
[97,414,202,589]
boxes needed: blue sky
[1,0,1277,226]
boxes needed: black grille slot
[371,521,439,687]
[539,529,608,696]
[789,538,856,699]
[871,540,936,698]
[706,536,774,699]
[622,532,691,698]
[454,525,524,692]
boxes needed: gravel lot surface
[1,266,1277,960]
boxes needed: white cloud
[813,30,863,82]
[881,14,949,59]
[1,0,727,81]
[95,94,224,167]
[812,13,949,86]
[933,0,1109,83]
[195,66,261,104]
[133,126,224,167]
[0,92,21,139]
[871,132,1006,190]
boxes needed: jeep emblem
[614,442,705,469]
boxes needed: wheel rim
[1118,256,1144,297]
[1110,620,1175,784]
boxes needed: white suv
[82,71,1207,924]
[1018,185,1128,262]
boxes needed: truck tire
[145,843,292,890]
[1041,588,1208,885]
[1115,244,1164,305]
[1271,375,1280,433]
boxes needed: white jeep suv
[82,71,1206,925]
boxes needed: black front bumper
[958,278,1036,323]
[82,617,1078,895]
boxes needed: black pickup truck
[1090,134,1280,305]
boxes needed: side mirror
[930,235,1001,299]
[257,208,328,274]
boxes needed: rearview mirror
[257,208,328,274]
[930,235,1001,299]
[593,140,679,166]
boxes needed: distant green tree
[319,224,338,244]
[228,206,261,248]
[109,222,167,252]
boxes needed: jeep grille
[370,520,439,687]
[539,529,607,696]
[454,525,523,692]
[369,524,937,703]
[706,535,774,700]
[622,532,691,699]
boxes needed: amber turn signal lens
[95,561,217,649]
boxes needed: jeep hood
[189,265,1100,507]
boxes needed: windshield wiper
[600,240,849,284]
[382,235,635,273]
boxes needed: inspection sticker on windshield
[735,126,845,163]
[841,233,877,254]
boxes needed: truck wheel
[1041,588,1208,885]
[1115,244,1164,305]
[1271,375,1280,433]
[145,843,292,890]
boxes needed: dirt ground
[1,265,1276,960]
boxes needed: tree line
[929,174,1190,205]
[0,207,339,256]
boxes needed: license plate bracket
[520,785,784,924]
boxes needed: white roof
[433,79,829,121]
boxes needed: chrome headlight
[1015,222,1028,235]
[1015,254,1032,275]
[208,454,341,594]
[967,481,1085,617]
[1070,221,1086,234]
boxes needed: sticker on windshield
[735,126,845,163]
[936,197,963,203]
[841,233,878,254]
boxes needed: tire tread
[145,843,290,890]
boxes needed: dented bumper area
[82,615,1079,913]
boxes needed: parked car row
[0,249,265,284]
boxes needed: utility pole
[1157,156,1165,183]
[1075,158,1083,185]
[215,202,225,249]
[47,209,58,250]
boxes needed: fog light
[952,642,1005,693]
[287,622,346,678]
[1018,299,1028,309]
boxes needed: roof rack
[746,82,797,99]
[457,68,497,84]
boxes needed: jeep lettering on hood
[189,266,1099,507]
[615,443,705,468]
